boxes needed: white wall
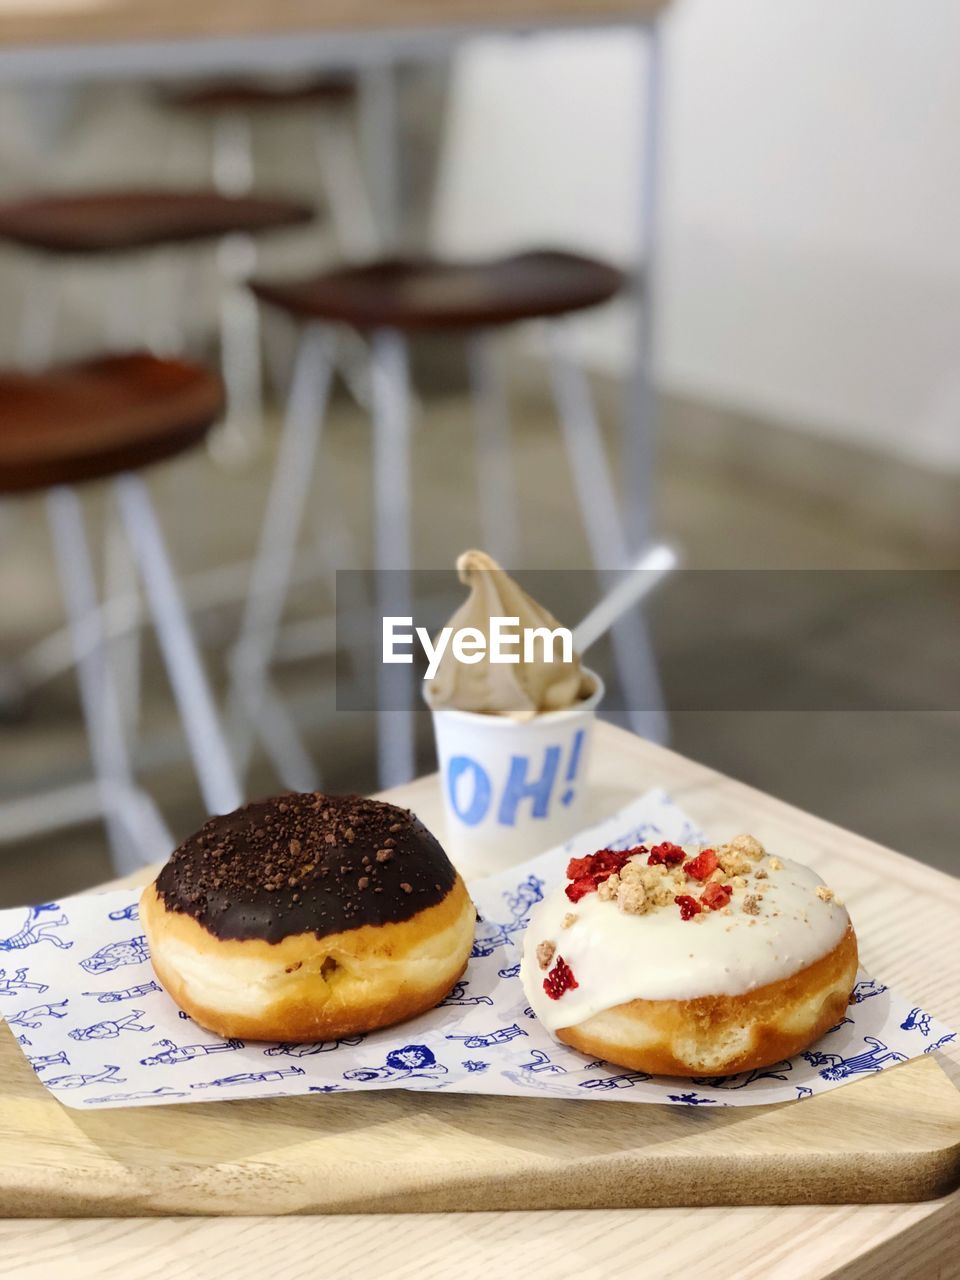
[433,0,960,472]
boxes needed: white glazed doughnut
[521,835,858,1076]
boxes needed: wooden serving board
[2,1023,959,1215]
[3,727,959,1216]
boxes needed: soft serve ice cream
[425,552,602,872]
[425,550,595,719]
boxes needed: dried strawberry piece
[565,877,597,903]
[685,848,718,882]
[563,847,639,902]
[701,881,733,911]
[543,955,579,1000]
[648,841,686,867]
[675,894,702,921]
[565,848,636,880]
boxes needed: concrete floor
[0,384,957,907]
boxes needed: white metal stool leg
[228,323,335,790]
[315,112,380,260]
[370,327,415,789]
[103,501,143,754]
[46,486,173,872]
[210,232,264,466]
[114,472,243,817]
[466,330,518,567]
[545,322,668,744]
[211,110,255,197]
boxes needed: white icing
[520,853,850,1032]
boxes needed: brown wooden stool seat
[0,190,314,256]
[167,74,356,113]
[251,250,627,333]
[0,354,225,494]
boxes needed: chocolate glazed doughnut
[141,794,477,1041]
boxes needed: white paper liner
[0,790,953,1110]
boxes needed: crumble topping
[560,834,842,924]
[536,939,556,970]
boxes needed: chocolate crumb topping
[155,793,457,944]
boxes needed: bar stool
[0,189,314,459]
[233,249,666,791]
[0,353,243,872]
[165,74,377,259]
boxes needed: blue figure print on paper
[69,1009,154,1041]
[445,1023,527,1050]
[85,1087,187,1104]
[900,1007,932,1037]
[264,1037,364,1057]
[108,903,140,922]
[16,1035,31,1046]
[462,1060,489,1073]
[439,980,494,1008]
[825,1016,854,1035]
[848,978,887,1005]
[0,904,73,953]
[497,962,520,980]
[0,967,48,998]
[140,1037,244,1066]
[81,981,162,1004]
[699,1061,792,1090]
[191,1067,305,1090]
[47,1064,126,1090]
[471,876,544,957]
[500,1068,573,1095]
[579,1070,652,1090]
[668,1092,722,1106]
[924,1033,956,1055]
[344,1044,448,1083]
[308,1085,344,1093]
[521,1006,536,1019]
[27,1050,70,1072]
[795,1086,813,1099]
[518,1048,565,1075]
[80,936,149,975]
[8,999,69,1029]
[803,1035,906,1080]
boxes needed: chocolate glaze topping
[155,793,458,944]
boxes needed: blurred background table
[0,1,668,47]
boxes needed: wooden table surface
[3,722,959,1279]
[0,0,670,48]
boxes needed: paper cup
[427,671,604,877]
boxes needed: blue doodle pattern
[900,1007,932,1036]
[0,904,73,952]
[0,791,953,1111]
[802,1035,907,1080]
[79,936,149,975]
[439,980,494,1008]
[140,1037,243,1066]
[344,1045,448,1084]
[264,1037,364,1057]
[471,876,544,958]
[81,981,161,1004]
[69,1010,154,1040]
[0,967,48,997]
